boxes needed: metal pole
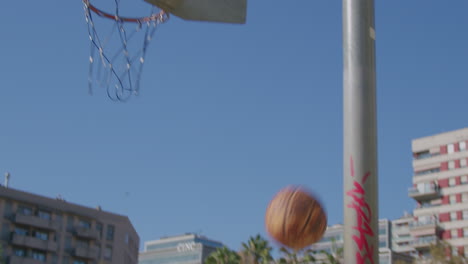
[343,0,378,263]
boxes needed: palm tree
[427,241,467,264]
[277,247,317,264]
[206,246,241,264]
[319,238,343,264]
[241,234,274,264]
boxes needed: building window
[73,260,86,264]
[78,219,91,229]
[14,247,26,257]
[462,176,468,185]
[106,225,115,241]
[379,240,387,248]
[17,205,33,215]
[460,141,467,151]
[104,245,113,260]
[34,230,49,241]
[32,250,46,262]
[65,235,72,249]
[415,168,440,176]
[451,212,458,221]
[96,222,103,238]
[4,201,13,217]
[37,210,51,220]
[461,159,467,168]
[452,229,458,238]
[449,177,457,186]
[67,215,74,230]
[449,161,456,170]
[415,150,432,160]
[448,144,455,153]
[464,228,468,237]
[463,194,468,203]
[76,239,88,249]
[96,244,101,258]
[15,227,28,236]
[453,246,459,256]
[2,223,10,240]
[450,195,457,204]
[464,211,468,220]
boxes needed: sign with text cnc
[176,242,196,252]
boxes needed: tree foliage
[426,241,467,264]
[241,234,274,264]
[277,247,316,264]
[205,246,241,264]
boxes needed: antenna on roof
[4,172,10,188]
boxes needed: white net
[83,0,168,101]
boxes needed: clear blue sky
[1,0,468,253]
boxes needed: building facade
[139,233,223,264]
[0,186,139,264]
[410,128,468,260]
[391,212,416,256]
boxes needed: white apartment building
[410,128,468,260]
[392,212,416,256]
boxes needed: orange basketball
[265,186,327,250]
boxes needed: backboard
[145,0,247,24]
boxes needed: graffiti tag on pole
[346,156,375,264]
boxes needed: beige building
[391,212,416,256]
[410,128,468,261]
[0,185,139,264]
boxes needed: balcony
[411,236,438,249]
[392,226,410,235]
[14,214,60,230]
[8,255,45,264]
[74,226,99,240]
[408,186,441,201]
[73,245,99,259]
[393,235,413,243]
[11,234,58,252]
[409,219,439,237]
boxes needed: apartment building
[0,185,139,264]
[410,128,468,260]
[139,233,223,264]
[391,212,416,256]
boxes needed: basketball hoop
[83,0,169,101]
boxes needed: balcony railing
[11,233,58,252]
[8,255,45,264]
[408,186,441,201]
[410,219,438,228]
[414,168,440,177]
[74,226,99,240]
[392,235,413,242]
[73,245,99,259]
[392,226,410,234]
[14,214,60,230]
[411,236,437,249]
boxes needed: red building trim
[439,179,449,188]
[441,162,448,171]
[441,145,448,154]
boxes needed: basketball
[265,186,327,250]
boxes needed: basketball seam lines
[282,187,298,246]
[299,200,315,238]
